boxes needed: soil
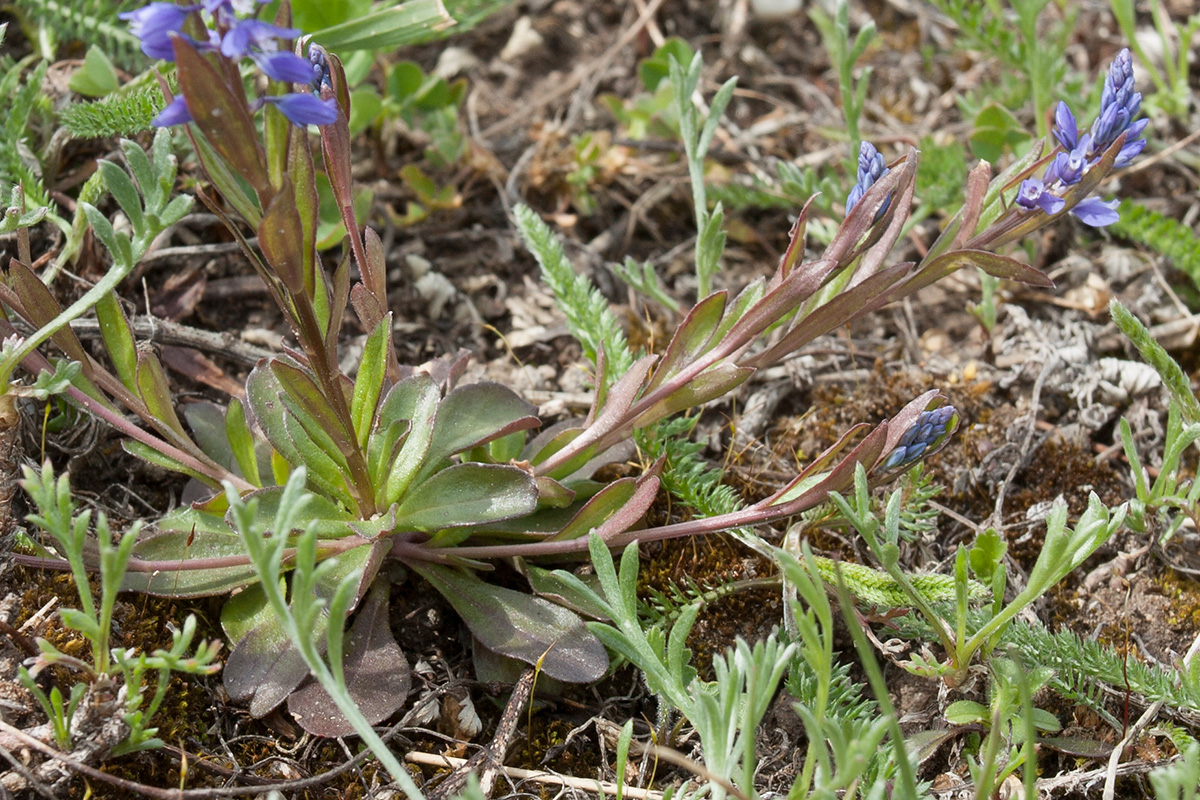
[1,0,1200,798]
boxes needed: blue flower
[119,3,199,60]
[881,406,956,471]
[1016,178,1065,216]
[152,95,193,127]
[1069,196,1119,227]
[261,93,338,126]
[219,19,313,84]
[845,141,890,217]
[1023,49,1146,229]
[1044,135,1090,186]
[309,45,333,93]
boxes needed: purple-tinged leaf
[850,151,920,280]
[822,156,910,267]
[718,259,839,356]
[270,360,354,450]
[760,419,893,516]
[636,363,753,428]
[258,177,306,294]
[287,579,410,737]
[224,544,373,718]
[411,563,609,683]
[3,258,91,367]
[224,613,317,718]
[534,355,655,480]
[899,249,1053,300]
[415,382,541,484]
[171,35,270,198]
[746,262,912,369]
[773,195,818,284]
[644,291,727,394]
[395,463,538,530]
[314,46,367,280]
[547,470,659,542]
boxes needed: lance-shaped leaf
[225,485,360,539]
[644,291,727,394]
[226,397,264,486]
[773,196,818,283]
[411,563,608,683]
[546,470,660,542]
[822,155,912,267]
[258,177,306,295]
[137,350,188,440]
[95,292,138,391]
[351,314,392,451]
[287,578,410,737]
[532,355,656,479]
[745,261,913,369]
[270,360,355,454]
[634,363,753,428]
[3,258,91,367]
[171,35,269,198]
[895,249,1053,300]
[394,463,538,530]
[377,373,439,507]
[716,259,840,357]
[224,544,373,718]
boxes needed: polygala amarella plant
[4,0,1146,737]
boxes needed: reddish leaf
[287,579,410,737]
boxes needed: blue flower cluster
[120,0,336,128]
[1016,48,1147,228]
[844,141,890,217]
[880,406,955,471]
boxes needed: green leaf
[123,509,259,596]
[225,398,263,486]
[225,485,356,540]
[68,45,119,98]
[136,350,187,438]
[411,563,608,683]
[97,159,145,237]
[394,463,538,530]
[258,178,306,294]
[94,292,138,391]
[639,38,694,92]
[945,699,987,725]
[1110,298,1200,425]
[377,373,439,507]
[310,0,455,51]
[351,314,391,450]
[416,382,540,484]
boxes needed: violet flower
[124,0,337,129]
[1018,48,1147,229]
[119,3,199,59]
[260,93,338,127]
[845,141,890,217]
[880,406,956,471]
[221,19,314,84]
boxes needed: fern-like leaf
[1111,199,1200,293]
[513,203,634,380]
[60,73,175,139]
